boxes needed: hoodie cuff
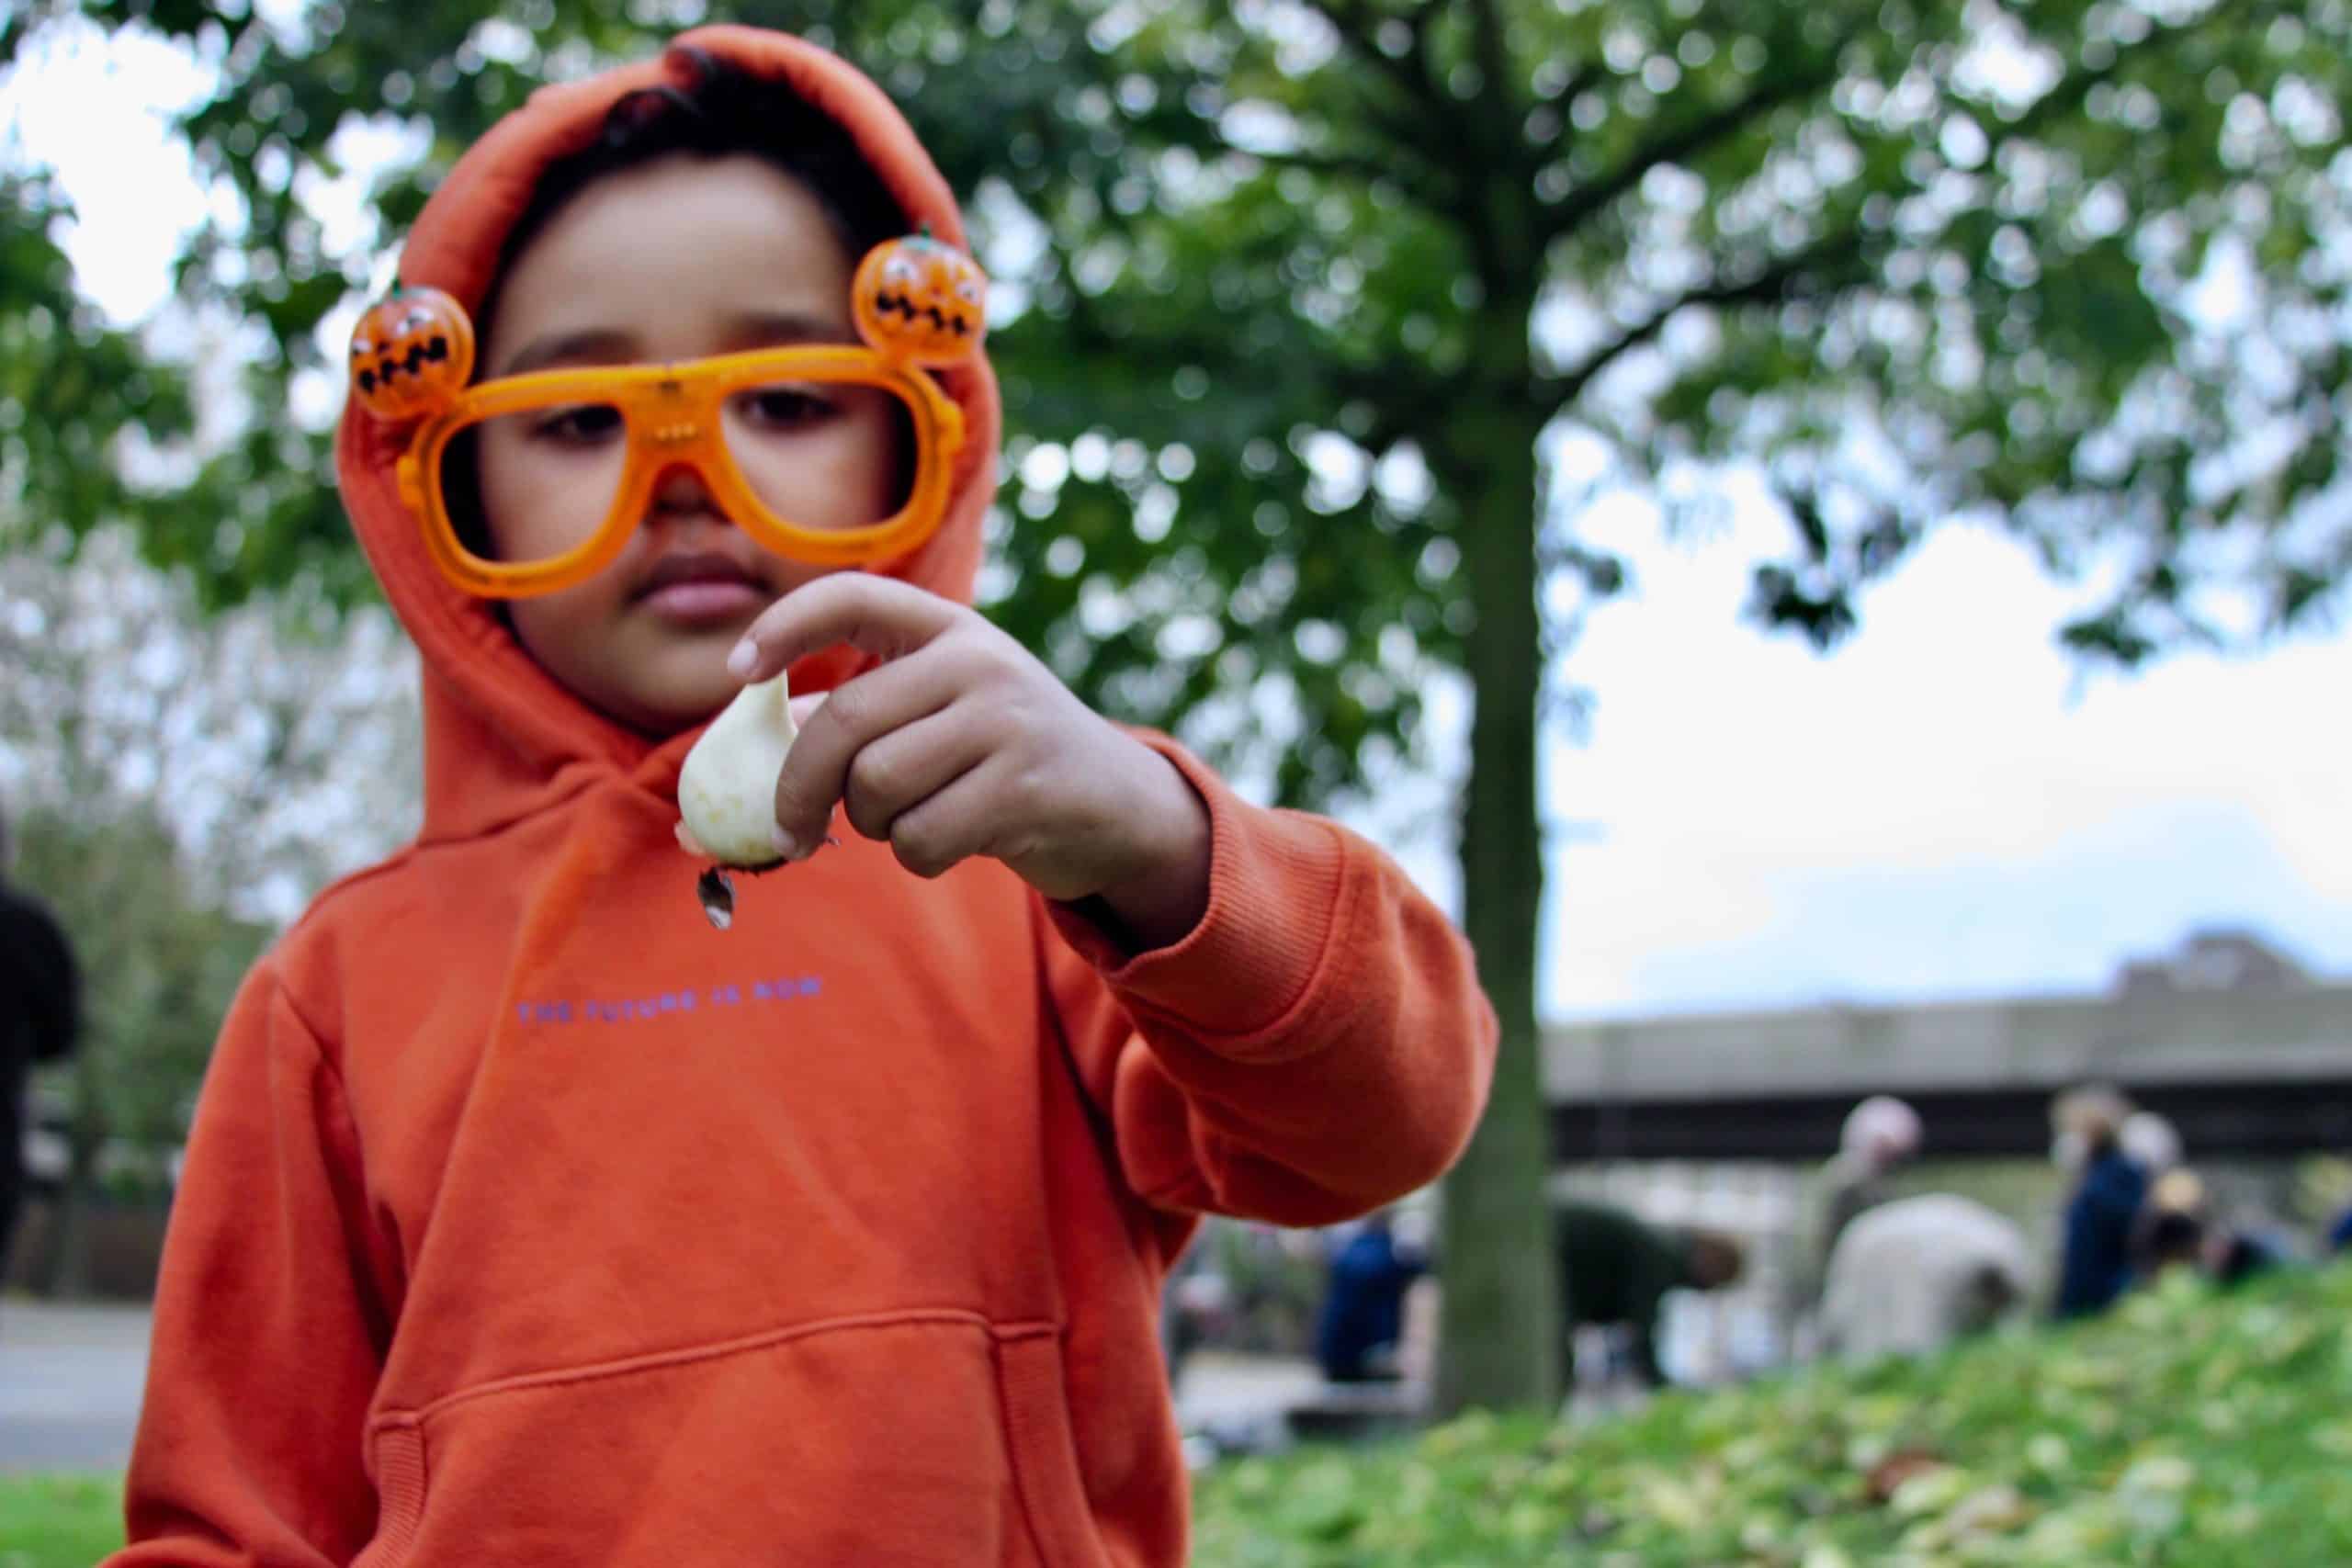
[1046,734,1350,1043]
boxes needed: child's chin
[632,660,755,728]
[634,684,740,739]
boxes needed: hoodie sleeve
[1040,736,1497,1228]
[106,961,395,1568]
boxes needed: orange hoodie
[109,27,1496,1568]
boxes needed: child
[107,26,1496,1567]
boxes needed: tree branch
[1400,0,1450,111]
[1538,44,1851,248]
[1542,60,1608,113]
[1296,0,1447,118]
[1538,228,1869,417]
[1278,0,1480,225]
[1531,0,2277,422]
[1465,0,1518,121]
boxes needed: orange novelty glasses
[350,233,986,599]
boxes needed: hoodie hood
[334,26,1001,843]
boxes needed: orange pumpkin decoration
[853,231,988,366]
[349,286,476,421]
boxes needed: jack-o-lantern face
[348,287,476,421]
[853,233,988,366]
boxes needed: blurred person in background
[2118,1109,2182,1181]
[2138,1169,2296,1290]
[2135,1166,2211,1280]
[1555,1200,1745,1390]
[1312,1208,1429,1383]
[1,802,83,1292]
[2207,1221,2295,1288]
[1818,1193,2033,1362]
[1787,1094,1922,1352]
[2326,1204,2352,1256]
[2129,1115,2206,1280]
[2120,1117,2301,1295]
[2052,1085,2147,1319]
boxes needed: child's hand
[728,574,1212,951]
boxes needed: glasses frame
[392,345,966,599]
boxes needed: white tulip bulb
[677,671,797,870]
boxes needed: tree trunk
[1434,389,1561,1414]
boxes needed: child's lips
[642,579,768,622]
[636,553,770,623]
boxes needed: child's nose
[650,461,724,519]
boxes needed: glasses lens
[719,373,918,534]
[440,400,628,568]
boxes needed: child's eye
[529,404,624,446]
[733,385,834,430]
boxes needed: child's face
[477,153,903,735]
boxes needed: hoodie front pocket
[995,1326,1114,1568]
[359,1311,1109,1568]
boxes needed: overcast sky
[7,18,2349,1020]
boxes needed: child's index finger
[766,652,963,861]
[729,573,962,683]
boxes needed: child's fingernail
[772,825,798,861]
[727,640,757,678]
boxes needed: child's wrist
[1082,754,1211,954]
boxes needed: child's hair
[447,47,915,556]
[481,47,909,334]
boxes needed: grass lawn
[0,1473,121,1568]
[1193,1262,2352,1565]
